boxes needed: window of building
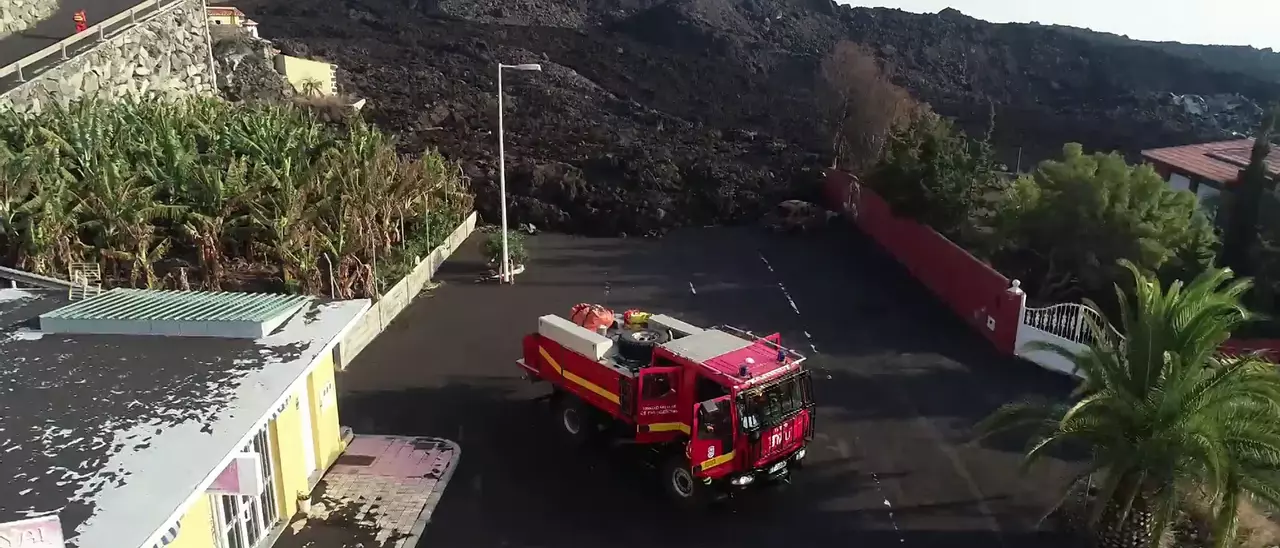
[213,423,280,548]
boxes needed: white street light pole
[496,62,542,284]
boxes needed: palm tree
[976,260,1280,548]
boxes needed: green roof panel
[39,289,312,339]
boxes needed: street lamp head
[504,63,543,71]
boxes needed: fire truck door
[635,366,683,442]
[690,395,735,477]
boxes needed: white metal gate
[1016,302,1124,378]
[214,425,280,548]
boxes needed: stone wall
[0,0,61,39]
[0,0,216,114]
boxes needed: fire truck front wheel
[661,456,706,506]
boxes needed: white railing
[0,265,75,289]
[0,0,183,84]
[1022,302,1122,348]
[1017,301,1126,378]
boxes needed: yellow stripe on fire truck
[646,422,692,434]
[696,451,736,472]
[538,346,621,405]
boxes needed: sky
[838,1,1280,51]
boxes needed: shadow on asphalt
[338,225,1083,548]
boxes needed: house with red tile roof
[1142,139,1280,211]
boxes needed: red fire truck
[517,306,815,504]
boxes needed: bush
[990,143,1217,302]
[483,230,529,268]
[0,96,472,298]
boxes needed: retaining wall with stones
[0,0,216,114]
[0,0,61,39]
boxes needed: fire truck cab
[517,308,815,504]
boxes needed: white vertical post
[494,62,540,284]
[497,64,511,284]
[1009,279,1026,326]
[1071,305,1085,342]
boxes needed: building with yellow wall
[274,54,338,97]
[0,287,369,548]
[207,6,259,38]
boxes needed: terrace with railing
[0,0,184,94]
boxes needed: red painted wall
[1221,339,1280,359]
[824,171,1280,360]
[824,171,1023,354]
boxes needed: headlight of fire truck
[731,474,755,486]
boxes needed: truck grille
[745,404,816,466]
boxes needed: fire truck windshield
[737,373,809,431]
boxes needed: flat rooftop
[0,288,369,548]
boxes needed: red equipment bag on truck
[569,303,615,333]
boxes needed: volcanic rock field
[229,0,1280,235]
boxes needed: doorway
[297,388,317,475]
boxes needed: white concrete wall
[1015,323,1087,379]
[1196,182,1221,203]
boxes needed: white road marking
[688,281,697,295]
[763,245,1003,541]
[757,249,904,542]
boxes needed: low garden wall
[824,171,1023,354]
[336,211,478,369]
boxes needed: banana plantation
[0,97,472,298]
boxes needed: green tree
[991,143,1217,302]
[868,107,1004,244]
[976,262,1280,548]
[1221,109,1278,279]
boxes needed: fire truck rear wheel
[555,396,595,444]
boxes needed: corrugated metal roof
[43,288,309,322]
[38,289,312,339]
[1142,139,1280,186]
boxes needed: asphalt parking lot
[337,225,1080,548]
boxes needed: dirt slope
[230,0,1280,235]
